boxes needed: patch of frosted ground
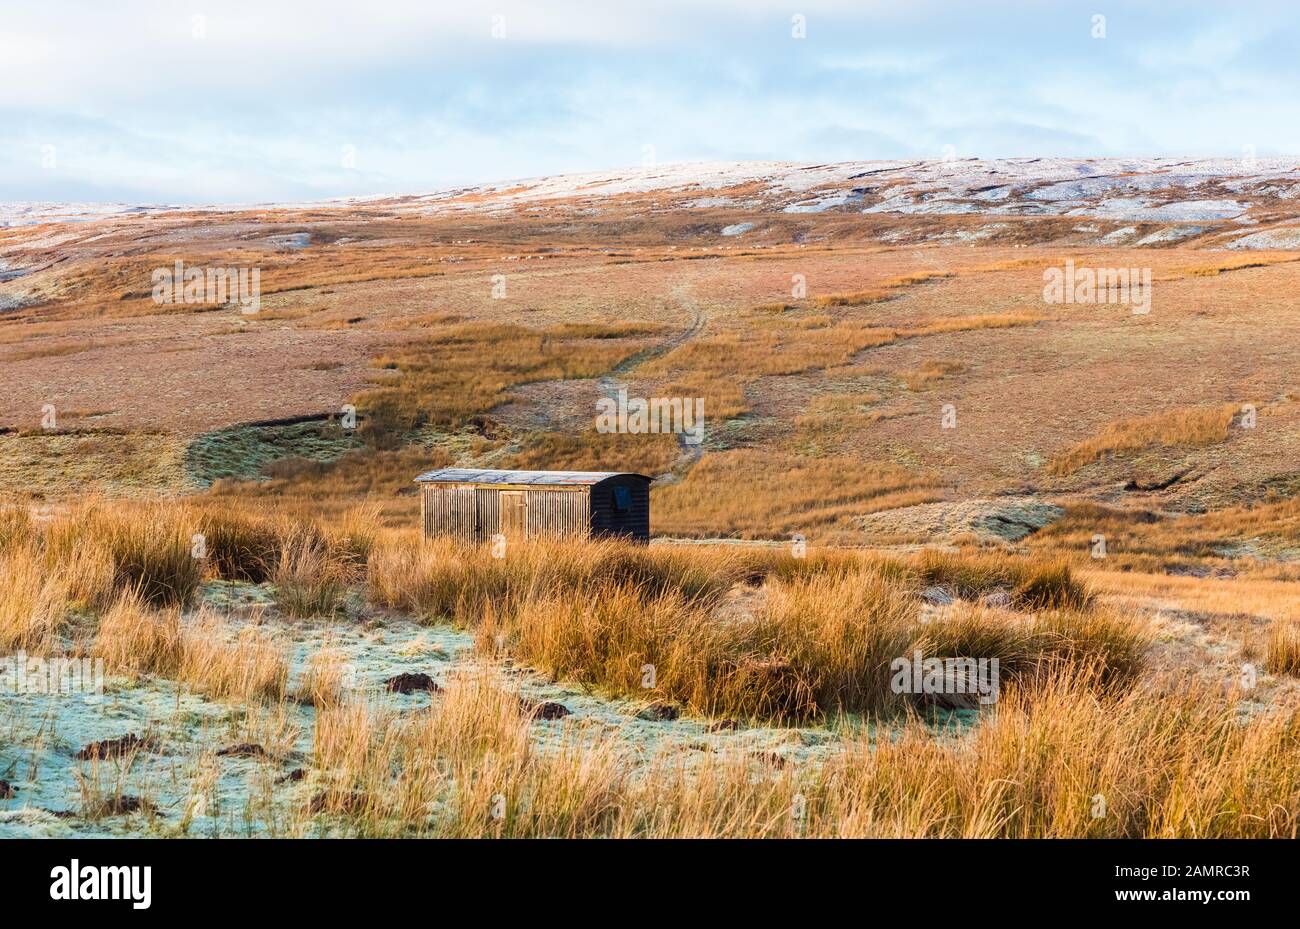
[783,191,863,213]
[0,202,167,227]
[8,157,1300,228]
[264,232,311,249]
[862,198,981,216]
[411,157,1300,217]
[690,197,736,209]
[1135,226,1206,246]
[0,581,933,838]
[1067,198,1245,222]
[930,224,1009,242]
[720,223,756,236]
[1222,227,1300,249]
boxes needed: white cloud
[3,0,1298,202]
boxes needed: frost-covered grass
[1,507,1296,839]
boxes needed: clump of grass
[272,529,350,618]
[814,288,893,307]
[196,504,376,584]
[920,603,1147,694]
[298,643,356,707]
[0,546,69,654]
[819,670,1300,838]
[197,509,281,582]
[916,549,1094,611]
[304,675,624,837]
[366,537,742,623]
[91,589,182,678]
[44,502,202,607]
[0,506,35,553]
[481,562,1137,722]
[178,609,289,702]
[900,359,966,391]
[1266,619,1300,676]
[902,312,1041,336]
[1049,404,1238,476]
[294,666,1294,838]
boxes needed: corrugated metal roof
[414,468,650,486]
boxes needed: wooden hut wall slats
[415,469,651,543]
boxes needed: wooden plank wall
[525,488,589,537]
[475,487,499,540]
[422,484,480,541]
[422,483,590,541]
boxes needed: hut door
[498,491,528,539]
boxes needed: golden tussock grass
[42,500,203,608]
[813,288,893,307]
[271,528,353,618]
[659,373,749,420]
[1266,619,1300,676]
[91,589,183,679]
[176,609,289,703]
[486,569,921,720]
[916,549,1094,611]
[1175,255,1297,278]
[900,312,1042,336]
[651,449,941,539]
[367,535,744,623]
[305,676,623,836]
[0,546,69,654]
[291,667,1294,838]
[355,321,651,444]
[812,270,954,307]
[486,570,1142,722]
[298,643,355,708]
[499,430,681,476]
[645,325,898,378]
[1049,403,1239,476]
[816,671,1299,838]
[369,534,1135,723]
[899,359,967,390]
[86,596,288,700]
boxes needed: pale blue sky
[3,0,1298,204]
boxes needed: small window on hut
[612,485,632,513]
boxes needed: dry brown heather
[4,186,1300,837]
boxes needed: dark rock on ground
[216,743,268,758]
[520,698,571,720]
[0,780,16,799]
[982,588,1012,608]
[921,586,954,605]
[76,733,158,761]
[636,701,681,721]
[385,672,442,694]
